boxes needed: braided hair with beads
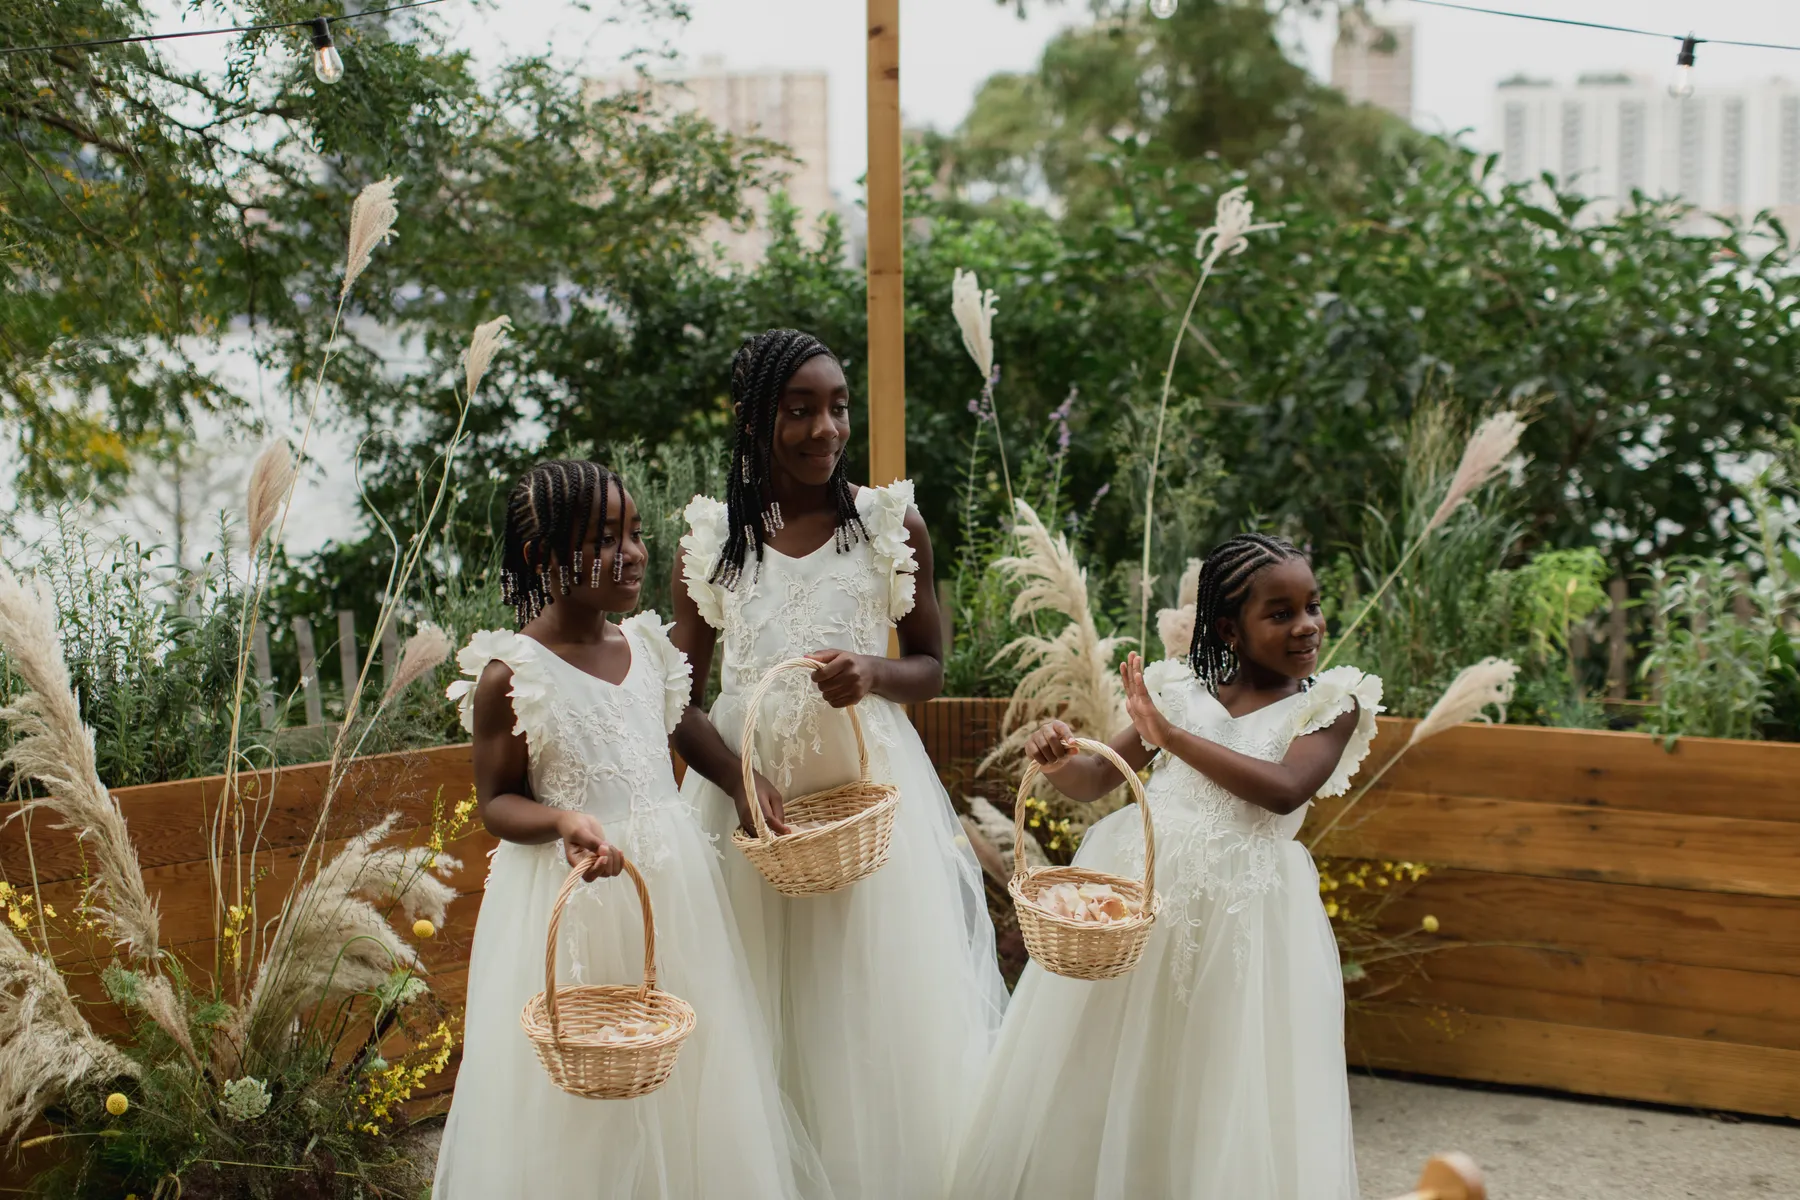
[711,328,866,590]
[499,460,625,628]
[1186,533,1309,694]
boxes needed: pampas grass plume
[341,176,401,300]
[383,624,452,703]
[1409,657,1519,745]
[0,569,160,960]
[1424,411,1527,535]
[462,315,512,399]
[1155,558,1203,660]
[0,926,134,1144]
[951,268,998,381]
[245,442,297,550]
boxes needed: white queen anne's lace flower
[219,1076,271,1122]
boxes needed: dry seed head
[341,176,402,300]
[951,268,998,381]
[1409,657,1519,746]
[382,624,452,703]
[461,315,512,399]
[245,441,297,550]
[1424,411,1528,535]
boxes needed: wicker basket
[520,856,696,1099]
[731,657,900,896]
[1009,737,1160,980]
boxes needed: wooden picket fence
[253,610,400,732]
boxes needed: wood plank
[1346,1008,1800,1119]
[1376,944,1800,1051]
[1370,869,1800,977]
[1313,790,1800,898]
[1362,718,1800,822]
[1,745,475,884]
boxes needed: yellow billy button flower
[105,1092,130,1116]
[413,919,436,940]
[1421,914,1440,934]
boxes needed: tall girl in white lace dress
[433,461,826,1200]
[950,534,1381,1200]
[671,330,1007,1200]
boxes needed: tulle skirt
[686,692,1008,1200]
[432,808,829,1199]
[948,803,1358,1200]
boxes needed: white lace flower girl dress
[950,660,1383,1200]
[432,613,827,1200]
[679,481,1008,1200]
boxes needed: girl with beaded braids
[435,461,829,1200]
[949,533,1384,1200]
[671,329,1006,1200]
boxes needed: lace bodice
[1129,660,1384,996]
[447,614,697,869]
[680,482,919,791]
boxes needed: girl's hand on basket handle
[558,812,623,880]
[1026,720,1080,773]
[807,648,878,708]
[733,769,792,837]
[1121,653,1172,751]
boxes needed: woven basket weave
[1009,737,1160,981]
[731,657,900,896]
[520,856,696,1099]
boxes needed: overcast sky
[432,0,1800,197]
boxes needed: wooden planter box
[4,702,1796,1125]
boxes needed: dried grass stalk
[341,176,401,299]
[382,625,452,704]
[0,570,160,960]
[1307,657,1519,850]
[138,975,199,1069]
[1409,656,1519,744]
[1155,558,1204,660]
[1424,410,1527,535]
[982,499,1132,777]
[0,926,134,1145]
[462,315,513,400]
[245,441,298,550]
[246,815,457,1034]
[952,268,998,381]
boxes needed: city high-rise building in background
[1494,73,1800,226]
[587,57,833,264]
[1332,11,1414,122]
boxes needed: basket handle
[1012,737,1155,899]
[735,656,873,844]
[542,853,657,1045]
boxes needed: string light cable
[0,0,448,84]
[1402,1,1800,54]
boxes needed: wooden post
[1606,577,1630,701]
[252,623,277,730]
[337,611,358,708]
[866,0,905,487]
[293,617,324,728]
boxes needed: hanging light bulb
[1669,33,1697,99]
[1149,0,1178,17]
[310,17,344,85]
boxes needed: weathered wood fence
[5,701,1797,1120]
[252,610,401,732]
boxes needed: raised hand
[1025,719,1080,772]
[808,648,880,708]
[557,811,624,880]
[1120,652,1172,751]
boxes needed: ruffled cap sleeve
[678,495,728,630]
[860,480,919,622]
[446,629,553,744]
[620,611,693,735]
[1290,666,1386,798]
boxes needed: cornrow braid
[713,328,866,590]
[1186,532,1308,694]
[500,459,622,628]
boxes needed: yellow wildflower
[1421,915,1440,934]
[105,1093,130,1116]
[413,919,436,940]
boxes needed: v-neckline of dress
[517,632,636,689]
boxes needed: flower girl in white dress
[433,460,826,1199]
[670,330,1008,1200]
[950,534,1381,1200]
